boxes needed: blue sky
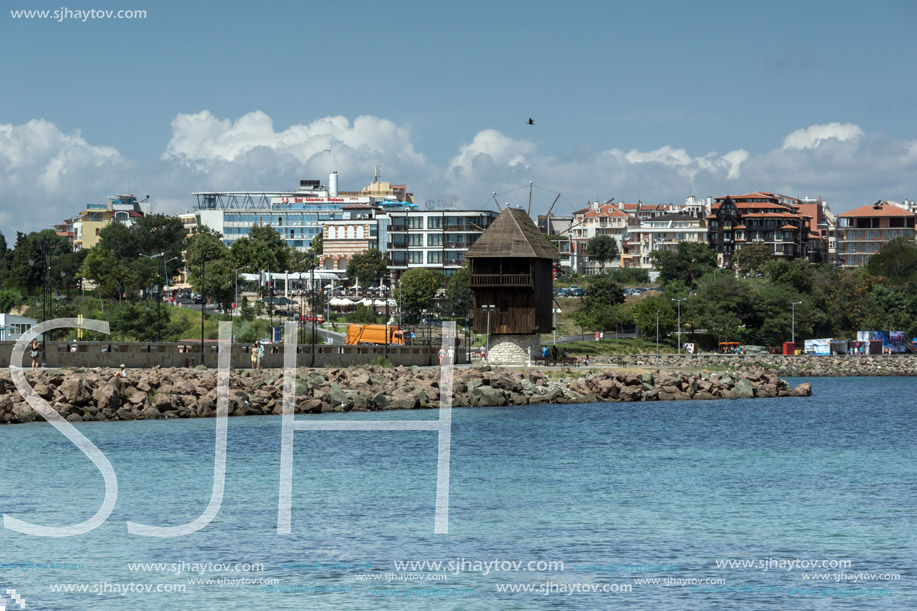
[2,0,916,235]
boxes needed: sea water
[0,376,914,609]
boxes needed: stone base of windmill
[487,334,542,366]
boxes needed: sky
[1,0,916,236]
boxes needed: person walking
[257,340,265,369]
[438,347,445,366]
[552,345,559,365]
[251,340,259,369]
[30,338,40,369]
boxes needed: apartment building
[706,192,809,267]
[72,195,150,250]
[622,213,708,268]
[835,201,916,267]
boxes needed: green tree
[248,224,289,270]
[444,265,473,320]
[572,273,626,331]
[346,249,387,287]
[631,296,677,339]
[585,235,619,270]
[8,230,71,295]
[185,228,233,306]
[733,242,773,276]
[865,237,917,287]
[230,236,280,275]
[398,268,442,319]
[0,288,24,313]
[762,258,815,293]
[573,301,632,334]
[649,241,716,287]
[130,214,186,264]
[686,274,756,341]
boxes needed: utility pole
[200,249,206,365]
[233,265,249,343]
[671,297,685,355]
[792,301,802,345]
[482,304,495,364]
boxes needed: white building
[378,207,499,279]
[622,213,708,268]
[0,314,38,342]
[569,202,635,273]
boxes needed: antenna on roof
[492,192,503,212]
[528,181,533,215]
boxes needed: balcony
[470,273,533,288]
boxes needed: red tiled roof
[781,224,798,230]
[581,204,633,219]
[838,201,916,218]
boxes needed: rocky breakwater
[0,366,812,425]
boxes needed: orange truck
[345,324,406,345]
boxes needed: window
[428,233,442,247]
[408,251,423,264]
[409,234,423,246]
[428,251,442,264]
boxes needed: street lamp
[200,249,206,364]
[141,252,164,342]
[791,301,802,345]
[671,297,685,355]
[656,308,660,362]
[233,265,250,343]
[553,305,562,346]
[482,304,495,364]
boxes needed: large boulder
[733,378,755,399]
[93,384,121,412]
[59,378,93,406]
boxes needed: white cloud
[0,119,126,233]
[782,122,864,150]
[1,113,915,238]
[447,129,536,180]
[623,145,749,181]
[163,110,426,177]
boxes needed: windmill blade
[544,193,562,220]
[551,218,587,238]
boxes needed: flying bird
[527,118,535,125]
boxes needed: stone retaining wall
[0,341,452,369]
[592,354,917,377]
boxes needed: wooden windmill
[463,207,558,343]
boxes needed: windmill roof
[463,207,559,260]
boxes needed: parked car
[569,288,586,297]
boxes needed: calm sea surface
[0,376,914,610]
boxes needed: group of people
[541,345,567,364]
[250,339,265,369]
[437,347,455,366]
